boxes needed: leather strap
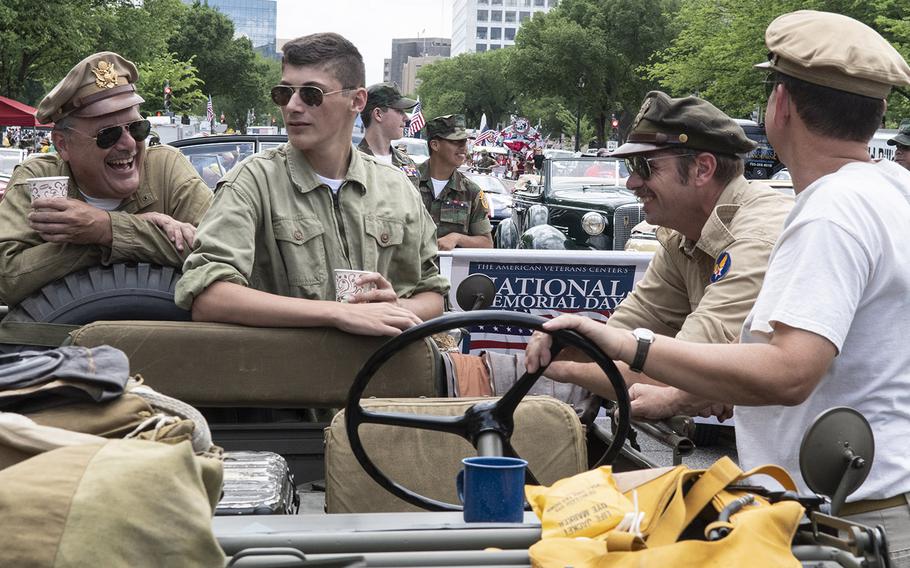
[841,494,907,517]
[0,322,80,347]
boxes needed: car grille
[612,203,644,251]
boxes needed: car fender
[518,224,569,250]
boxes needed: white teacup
[27,176,69,202]
[334,269,376,303]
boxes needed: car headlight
[581,212,606,235]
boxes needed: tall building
[452,0,558,56]
[401,56,447,96]
[388,38,451,89]
[182,0,278,59]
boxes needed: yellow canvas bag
[529,457,804,567]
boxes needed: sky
[277,0,454,85]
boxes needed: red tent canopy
[0,95,53,128]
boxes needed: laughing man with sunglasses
[525,91,792,420]
[0,52,212,308]
[176,33,448,337]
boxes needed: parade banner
[441,249,653,355]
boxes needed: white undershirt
[373,153,393,165]
[430,177,448,199]
[315,173,344,194]
[80,192,123,211]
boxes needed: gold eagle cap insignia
[91,61,119,89]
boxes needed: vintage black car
[495,156,643,250]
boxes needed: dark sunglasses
[67,119,151,149]
[624,153,695,180]
[270,85,353,107]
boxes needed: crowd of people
[1,10,910,565]
[1,128,54,154]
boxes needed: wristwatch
[629,328,655,373]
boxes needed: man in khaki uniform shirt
[0,52,211,307]
[176,33,447,337]
[357,82,419,185]
[536,91,792,418]
[418,114,493,250]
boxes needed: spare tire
[3,263,190,325]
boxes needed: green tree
[0,0,107,103]
[647,0,910,123]
[416,49,518,129]
[169,2,279,131]
[137,53,206,116]
[509,0,677,144]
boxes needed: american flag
[467,309,611,354]
[475,128,498,145]
[407,100,425,136]
[206,95,214,123]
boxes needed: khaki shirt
[607,177,793,343]
[175,144,449,309]
[357,138,419,186]
[416,161,492,239]
[0,145,212,306]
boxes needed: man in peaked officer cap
[0,51,211,307]
[528,13,910,564]
[358,82,420,185]
[887,125,910,171]
[531,90,792,419]
[417,114,493,250]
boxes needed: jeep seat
[68,321,444,407]
[325,396,588,513]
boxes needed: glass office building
[183,0,278,58]
[452,0,557,55]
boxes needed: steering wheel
[344,310,631,512]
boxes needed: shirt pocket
[272,216,327,288]
[439,200,470,230]
[363,215,405,272]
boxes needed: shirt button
[293,230,303,241]
[380,233,390,244]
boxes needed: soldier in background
[357,82,419,185]
[417,114,493,251]
[887,125,910,170]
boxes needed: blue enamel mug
[455,456,527,523]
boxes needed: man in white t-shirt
[416,114,493,251]
[525,11,910,564]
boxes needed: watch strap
[629,330,652,373]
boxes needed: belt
[841,494,907,517]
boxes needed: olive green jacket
[416,161,492,239]
[607,177,793,343]
[357,138,419,186]
[175,144,449,309]
[0,145,212,306]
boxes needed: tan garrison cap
[611,91,756,158]
[755,10,910,99]
[426,114,468,141]
[36,52,145,124]
[888,125,910,147]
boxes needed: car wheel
[3,263,190,325]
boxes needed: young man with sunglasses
[526,90,792,419]
[417,114,493,251]
[528,13,910,561]
[176,33,448,337]
[0,52,212,307]
[357,82,419,185]
[886,125,910,171]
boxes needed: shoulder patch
[710,251,731,283]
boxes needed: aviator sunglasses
[270,84,355,107]
[66,119,152,149]
[624,153,695,180]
